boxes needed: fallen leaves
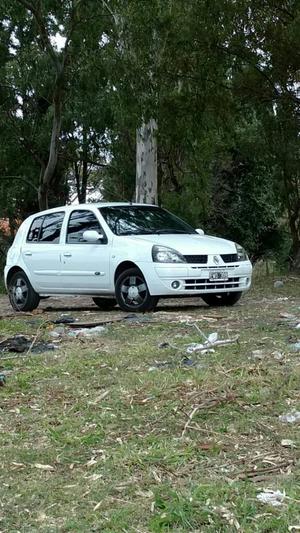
[33,463,55,471]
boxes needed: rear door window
[39,212,65,243]
[27,216,44,242]
[66,210,106,244]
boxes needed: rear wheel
[115,267,158,312]
[92,297,117,310]
[201,292,242,307]
[8,271,40,312]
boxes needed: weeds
[0,278,299,531]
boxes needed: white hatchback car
[4,203,252,312]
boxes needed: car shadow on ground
[43,302,209,313]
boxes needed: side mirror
[83,230,104,243]
[195,228,205,236]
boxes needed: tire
[201,291,243,307]
[8,271,40,312]
[115,267,159,312]
[92,297,117,310]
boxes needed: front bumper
[144,260,252,296]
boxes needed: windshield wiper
[118,229,154,235]
[152,229,194,234]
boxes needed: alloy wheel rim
[10,278,28,308]
[120,275,147,307]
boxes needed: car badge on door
[213,255,220,265]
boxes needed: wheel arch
[114,261,143,284]
[6,266,25,286]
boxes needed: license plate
[209,271,229,281]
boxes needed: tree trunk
[38,90,63,210]
[80,129,88,203]
[289,218,300,270]
[136,119,158,204]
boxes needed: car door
[21,212,65,291]
[60,209,111,292]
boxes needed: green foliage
[0,0,299,264]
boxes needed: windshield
[99,206,196,236]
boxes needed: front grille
[221,253,238,263]
[184,277,240,290]
[184,255,207,264]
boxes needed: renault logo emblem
[213,255,220,265]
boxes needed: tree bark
[17,0,78,211]
[136,119,158,204]
[38,88,63,210]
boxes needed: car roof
[27,202,159,219]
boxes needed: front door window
[66,210,106,244]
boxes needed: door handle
[63,252,72,257]
[24,251,32,256]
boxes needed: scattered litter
[149,361,173,371]
[49,326,66,338]
[49,330,63,338]
[256,489,285,507]
[295,324,300,329]
[149,357,199,371]
[277,297,289,301]
[207,332,218,343]
[68,326,106,338]
[158,342,171,349]
[251,349,266,360]
[123,314,154,323]
[53,315,76,324]
[186,333,238,354]
[68,317,125,328]
[279,410,300,424]
[0,335,57,354]
[182,357,195,367]
[289,342,300,352]
[280,312,296,320]
[186,343,213,354]
[272,350,284,361]
[281,439,296,448]
[0,373,6,386]
[274,280,284,288]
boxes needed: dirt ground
[0,292,216,317]
[1,280,300,532]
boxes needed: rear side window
[26,212,64,243]
[27,216,44,242]
[67,210,105,244]
[39,212,65,243]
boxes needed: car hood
[123,234,236,254]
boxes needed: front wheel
[8,271,40,312]
[201,292,242,307]
[115,268,159,312]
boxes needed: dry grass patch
[0,279,300,531]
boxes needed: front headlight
[152,245,186,263]
[235,243,248,261]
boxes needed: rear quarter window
[26,216,44,242]
[26,212,65,243]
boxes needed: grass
[0,277,300,532]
